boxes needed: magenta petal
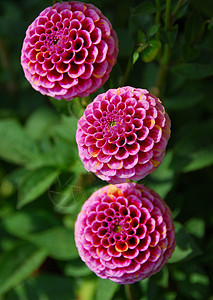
[96,40,108,63]
[93,61,108,78]
[90,27,102,44]
[82,17,95,33]
[115,147,129,160]
[123,154,138,169]
[97,151,111,163]
[75,182,175,284]
[76,87,170,183]
[102,142,119,155]
[107,157,123,170]
[59,73,78,89]
[46,69,63,82]
[125,143,140,155]
[117,167,135,179]
[112,256,131,268]
[140,137,154,152]
[21,2,118,101]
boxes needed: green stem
[155,0,172,97]
[172,0,184,21]
[156,44,170,96]
[119,56,132,86]
[155,0,161,24]
[164,0,171,30]
[125,284,136,300]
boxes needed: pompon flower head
[76,86,171,183]
[21,1,118,101]
[75,183,175,284]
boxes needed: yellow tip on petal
[115,241,128,252]
[116,88,121,95]
[94,161,101,169]
[89,148,99,157]
[107,185,123,198]
[151,159,160,168]
[93,73,103,79]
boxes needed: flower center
[109,120,116,127]
[114,225,122,233]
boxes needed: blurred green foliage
[0,0,213,299]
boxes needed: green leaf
[190,0,213,17]
[171,120,213,172]
[18,167,60,208]
[164,85,204,110]
[6,168,30,187]
[48,175,85,215]
[142,151,174,198]
[28,227,78,260]
[185,10,203,45]
[141,39,162,62]
[2,210,60,239]
[51,115,77,144]
[185,218,205,239]
[147,24,160,37]
[172,63,213,79]
[64,259,92,277]
[24,275,74,300]
[133,51,139,64]
[169,222,202,263]
[0,241,47,295]
[49,97,71,115]
[96,278,118,300]
[0,119,38,165]
[25,107,58,141]
[132,1,157,15]
[27,137,76,170]
[78,279,96,300]
[160,25,178,47]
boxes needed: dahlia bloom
[21,1,118,100]
[75,183,175,284]
[76,86,171,183]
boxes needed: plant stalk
[125,284,136,300]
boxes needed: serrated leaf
[0,119,39,165]
[169,222,202,263]
[28,227,78,260]
[0,241,47,295]
[18,167,60,208]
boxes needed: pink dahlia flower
[75,183,175,284]
[21,1,118,100]
[76,86,171,183]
